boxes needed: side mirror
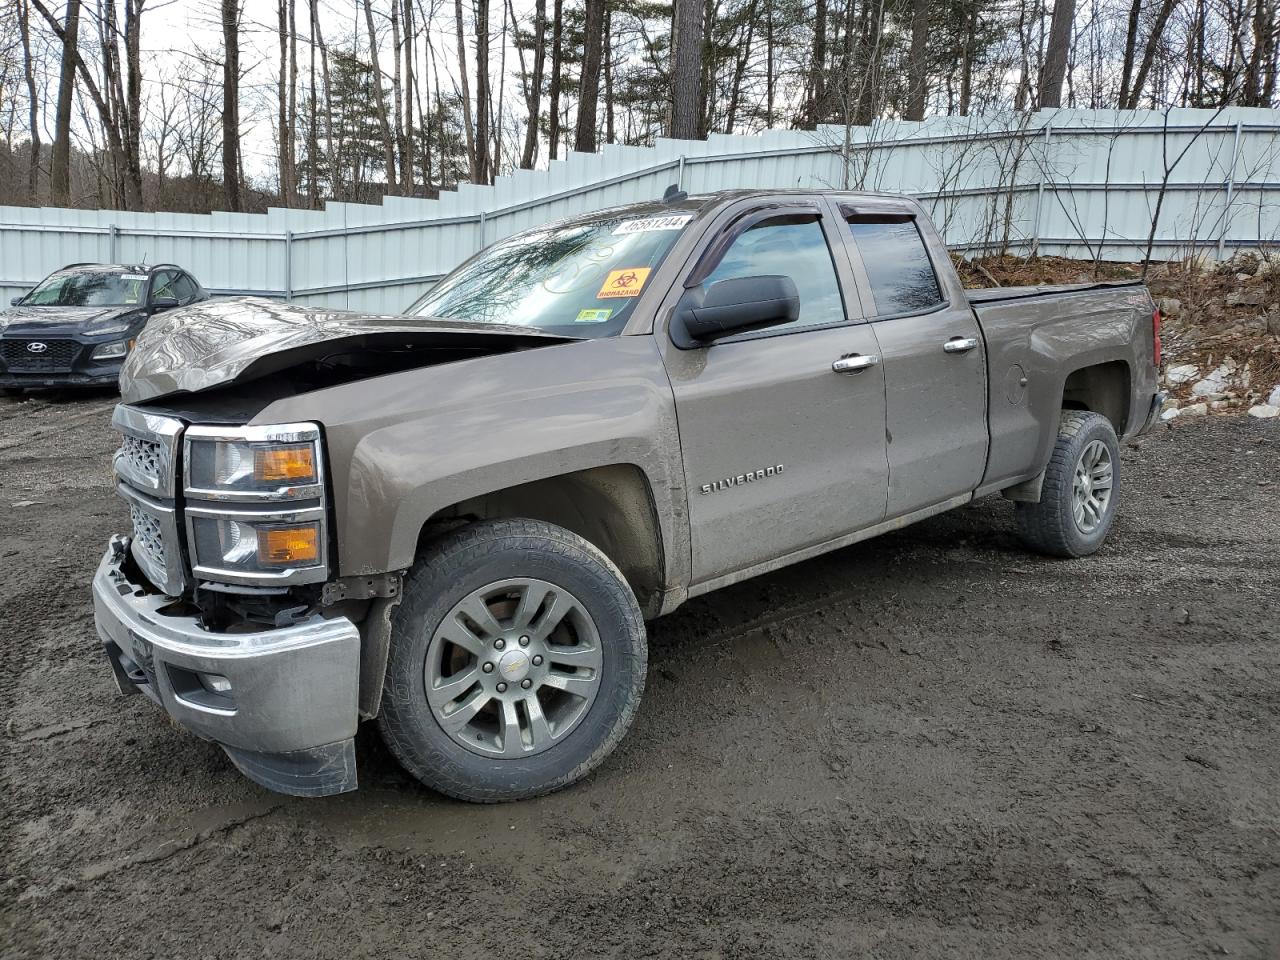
[10,296,23,306]
[150,295,179,312]
[671,275,800,347]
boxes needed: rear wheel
[378,518,647,802]
[1015,411,1121,558]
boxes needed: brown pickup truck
[92,189,1164,799]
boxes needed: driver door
[659,203,890,587]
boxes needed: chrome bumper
[92,538,361,796]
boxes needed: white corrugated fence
[1,107,1277,314]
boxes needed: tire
[377,518,647,802]
[1015,411,1122,558]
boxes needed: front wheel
[1015,411,1122,558]
[378,518,647,802]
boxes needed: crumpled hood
[1,304,139,333]
[120,296,575,403]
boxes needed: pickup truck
[92,189,1164,800]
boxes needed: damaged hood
[120,296,576,403]
[1,304,142,333]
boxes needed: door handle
[832,354,880,374]
[943,336,979,354]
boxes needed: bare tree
[905,0,930,120]
[17,0,40,198]
[362,0,398,190]
[49,0,80,205]
[547,0,562,159]
[221,0,241,210]
[517,0,545,168]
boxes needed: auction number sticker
[597,267,651,299]
[612,214,694,236]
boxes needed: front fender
[255,336,689,592]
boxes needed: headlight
[184,423,323,501]
[92,339,131,360]
[183,422,329,586]
[187,507,327,582]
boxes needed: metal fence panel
[1,108,1277,315]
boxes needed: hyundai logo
[26,341,48,353]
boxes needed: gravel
[2,393,1278,959]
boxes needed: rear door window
[846,217,944,317]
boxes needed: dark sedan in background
[1,263,206,394]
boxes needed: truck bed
[965,279,1143,305]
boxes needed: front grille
[113,405,186,595]
[121,434,164,486]
[1,338,80,372]
[129,502,167,578]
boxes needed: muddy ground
[1,393,1277,959]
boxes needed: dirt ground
[1,392,1277,960]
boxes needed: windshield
[22,270,148,307]
[405,210,698,337]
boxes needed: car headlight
[183,423,328,586]
[184,423,323,501]
[91,339,131,360]
[186,507,327,581]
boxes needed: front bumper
[92,537,361,796]
[0,367,122,389]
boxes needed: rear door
[837,204,989,517]
[657,200,889,586]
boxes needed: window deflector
[685,204,822,289]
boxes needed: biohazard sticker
[575,308,614,323]
[597,267,651,299]
[612,214,694,236]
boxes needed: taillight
[1151,306,1162,367]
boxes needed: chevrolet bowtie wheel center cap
[497,647,532,683]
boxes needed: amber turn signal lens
[257,525,320,565]
[254,445,316,483]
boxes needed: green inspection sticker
[575,308,613,323]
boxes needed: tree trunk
[277,0,295,204]
[958,0,975,115]
[805,0,827,126]
[474,0,491,182]
[50,0,81,206]
[1117,0,1142,108]
[548,0,563,159]
[603,5,615,144]
[222,0,241,210]
[905,0,929,120]
[454,0,479,182]
[855,0,885,125]
[18,0,41,200]
[1038,0,1074,108]
[725,0,756,132]
[521,0,546,168]
[362,0,398,191]
[575,0,604,151]
[670,0,704,139]
[401,0,415,193]
[1125,0,1178,109]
